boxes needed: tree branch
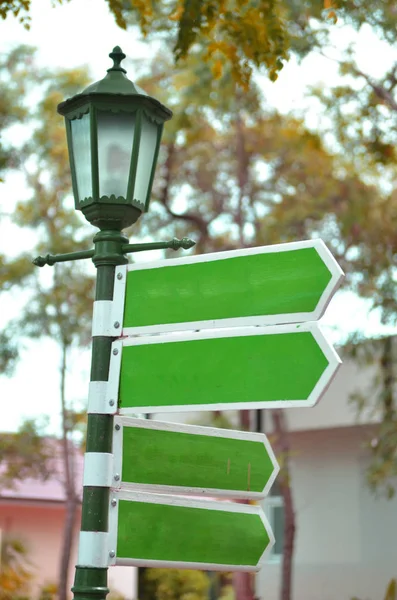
[319,51,397,112]
[354,65,397,112]
[159,142,210,244]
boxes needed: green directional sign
[108,491,273,571]
[111,239,344,336]
[112,417,279,499]
[107,323,341,413]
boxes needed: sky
[0,0,396,434]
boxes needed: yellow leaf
[211,59,223,79]
[384,579,397,600]
[169,4,184,22]
[327,9,338,22]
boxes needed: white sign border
[112,416,279,499]
[113,239,344,336]
[108,322,341,413]
[108,489,274,572]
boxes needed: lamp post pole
[73,229,127,600]
[33,48,193,600]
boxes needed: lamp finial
[108,46,127,74]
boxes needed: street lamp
[57,45,172,230]
[33,47,194,600]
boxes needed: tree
[0,45,47,369]
[140,568,210,600]
[299,5,397,498]
[132,3,397,546]
[131,50,377,600]
[1,46,93,600]
[0,535,33,600]
[1,0,386,87]
[0,418,55,488]
[0,331,18,375]
[0,44,35,179]
[277,0,397,323]
[134,50,380,263]
[345,334,397,499]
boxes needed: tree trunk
[240,410,251,431]
[381,336,394,421]
[159,141,210,252]
[271,410,295,600]
[233,572,255,600]
[60,493,79,600]
[58,341,78,600]
[235,111,248,248]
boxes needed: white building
[255,347,397,600]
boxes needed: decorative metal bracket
[33,249,94,267]
[32,237,195,267]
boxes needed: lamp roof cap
[57,46,172,120]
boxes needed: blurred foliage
[108,0,288,86]
[190,411,235,430]
[106,0,397,87]
[138,567,234,600]
[0,418,55,489]
[19,264,94,347]
[134,50,382,274]
[140,568,210,600]
[0,254,35,292]
[0,536,32,600]
[303,1,397,500]
[0,45,37,180]
[211,573,234,600]
[132,47,397,509]
[385,580,397,600]
[352,578,397,600]
[1,2,397,589]
[38,582,58,600]
[3,0,397,88]
[302,4,397,325]
[0,44,93,366]
[0,46,93,600]
[346,335,397,498]
[107,592,127,600]
[0,0,64,28]
[0,329,18,375]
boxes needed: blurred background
[1,2,397,600]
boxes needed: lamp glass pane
[71,113,92,201]
[272,505,285,556]
[97,111,135,198]
[134,114,158,205]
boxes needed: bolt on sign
[106,323,341,413]
[108,239,343,337]
[112,417,279,499]
[107,491,274,572]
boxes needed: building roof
[0,439,84,503]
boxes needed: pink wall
[0,500,80,597]
[0,499,136,599]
